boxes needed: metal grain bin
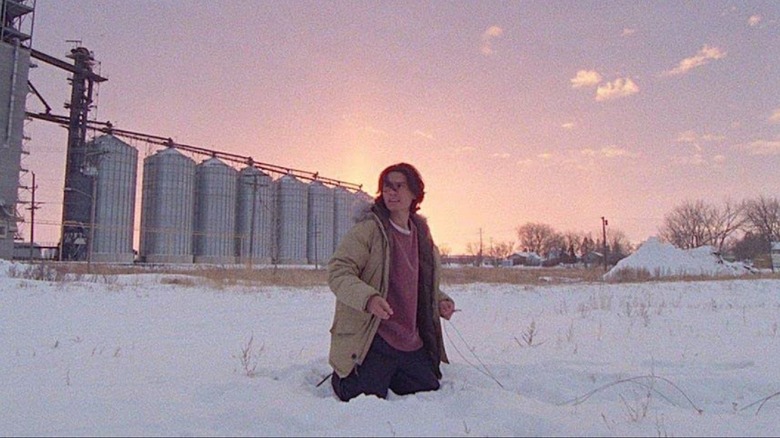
[332,187,354,251]
[90,135,138,263]
[140,148,195,263]
[275,174,308,264]
[307,181,334,267]
[236,166,275,264]
[194,157,237,264]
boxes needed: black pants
[332,335,440,402]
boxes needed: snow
[604,236,753,280]
[2,247,780,436]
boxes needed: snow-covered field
[2,249,780,436]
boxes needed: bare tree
[743,196,780,243]
[710,199,745,251]
[437,244,451,259]
[486,240,515,265]
[561,231,587,257]
[730,231,770,261]
[659,199,744,251]
[516,222,561,257]
[607,228,633,263]
[659,200,711,249]
[465,241,483,266]
[437,244,451,265]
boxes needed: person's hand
[366,295,393,320]
[439,300,455,320]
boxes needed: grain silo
[307,180,334,266]
[332,187,354,250]
[275,174,308,264]
[353,189,373,214]
[90,135,138,263]
[193,157,237,264]
[236,166,275,264]
[140,147,195,263]
[0,27,32,260]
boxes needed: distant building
[581,251,604,267]
[13,242,56,260]
[771,242,780,272]
[508,251,542,267]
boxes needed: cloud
[491,152,511,158]
[455,146,475,154]
[748,15,762,26]
[361,125,387,136]
[676,130,698,144]
[769,108,780,124]
[537,152,554,160]
[600,145,637,158]
[570,70,602,88]
[595,78,639,101]
[675,130,725,152]
[672,153,708,166]
[622,28,636,37]
[413,130,434,140]
[518,145,638,170]
[580,146,637,159]
[661,45,726,76]
[480,26,503,56]
[737,138,780,156]
[670,152,727,167]
[561,122,575,130]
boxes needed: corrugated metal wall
[236,166,275,264]
[91,135,137,263]
[193,157,237,264]
[140,148,195,263]
[307,180,334,266]
[332,187,354,252]
[275,174,308,264]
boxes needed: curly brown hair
[375,163,426,213]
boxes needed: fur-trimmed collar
[352,200,429,229]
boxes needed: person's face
[382,171,415,214]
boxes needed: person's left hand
[439,300,455,320]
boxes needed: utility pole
[478,227,483,267]
[29,172,38,261]
[19,172,41,261]
[248,174,258,269]
[88,172,97,272]
[601,216,608,272]
[313,215,320,270]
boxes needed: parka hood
[353,198,430,228]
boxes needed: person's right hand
[366,295,393,320]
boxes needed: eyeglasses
[382,180,409,193]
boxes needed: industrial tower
[0,0,33,260]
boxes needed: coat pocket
[330,307,371,335]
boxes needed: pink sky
[19,1,780,253]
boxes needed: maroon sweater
[377,219,424,351]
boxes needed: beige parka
[327,204,453,378]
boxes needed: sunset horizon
[18,0,780,254]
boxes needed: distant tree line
[513,222,632,266]
[460,222,633,267]
[454,195,779,268]
[659,195,780,262]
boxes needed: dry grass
[20,262,330,287]
[10,261,780,287]
[603,266,780,284]
[440,265,606,285]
